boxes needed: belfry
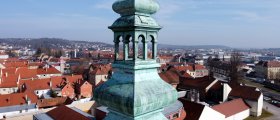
[94,0,178,119]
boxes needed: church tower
[94,0,178,120]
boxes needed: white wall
[245,94,263,117]
[200,106,225,120]
[0,107,37,119]
[37,74,61,79]
[0,87,18,95]
[223,84,232,102]
[34,89,51,97]
[0,55,9,59]
[225,109,250,120]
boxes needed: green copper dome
[113,0,160,16]
[94,0,178,119]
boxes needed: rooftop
[212,98,250,118]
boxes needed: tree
[36,47,42,56]
[229,51,241,85]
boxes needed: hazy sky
[0,0,280,48]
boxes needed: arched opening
[115,36,123,61]
[138,35,145,59]
[126,35,133,59]
[149,35,157,59]
[148,35,154,59]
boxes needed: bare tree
[229,51,241,85]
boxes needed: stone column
[114,42,119,60]
[143,40,148,60]
[152,41,157,59]
[124,41,129,60]
[134,41,138,60]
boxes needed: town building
[255,61,280,80]
[87,64,111,87]
[212,98,250,120]
[0,92,38,119]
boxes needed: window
[172,113,180,119]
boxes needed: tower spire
[94,0,177,120]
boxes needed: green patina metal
[94,0,178,120]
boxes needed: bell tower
[94,0,178,120]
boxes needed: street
[262,101,280,120]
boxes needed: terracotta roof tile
[37,97,70,108]
[178,76,215,90]
[47,105,90,120]
[0,92,38,107]
[19,78,51,91]
[229,85,261,101]
[37,67,61,75]
[2,61,28,68]
[65,75,83,83]
[159,68,180,85]
[0,74,18,88]
[89,64,112,75]
[16,67,38,79]
[212,98,250,117]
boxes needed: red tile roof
[159,68,180,85]
[212,98,250,118]
[229,85,261,101]
[65,75,83,83]
[37,97,70,108]
[179,98,204,120]
[37,67,61,75]
[89,64,111,75]
[178,76,215,90]
[16,67,38,79]
[50,76,64,88]
[47,105,90,120]
[1,68,16,74]
[0,92,38,107]
[19,78,51,91]
[2,61,28,68]
[0,73,18,88]
[265,61,280,67]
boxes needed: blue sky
[0,0,279,48]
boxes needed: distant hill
[158,44,231,49]
[0,38,113,49]
[0,38,231,50]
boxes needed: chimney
[5,72,8,77]
[25,94,31,105]
[32,77,34,81]
[0,69,2,76]
[17,74,21,85]
[50,81,52,88]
